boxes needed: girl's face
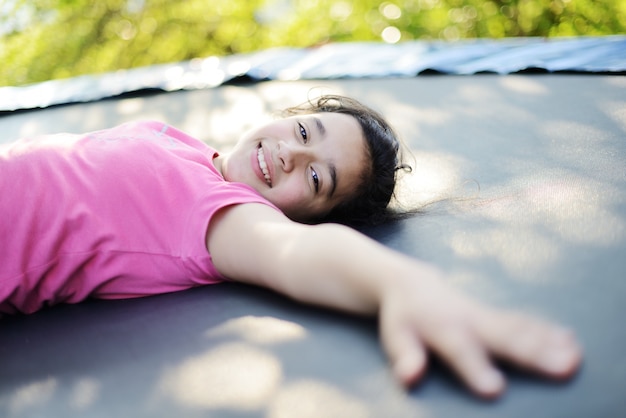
[214,112,367,222]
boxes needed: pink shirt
[0,121,278,314]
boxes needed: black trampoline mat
[1,75,625,418]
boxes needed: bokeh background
[1,0,625,87]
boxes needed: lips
[256,145,272,187]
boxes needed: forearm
[208,203,443,316]
[263,222,436,316]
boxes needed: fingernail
[476,369,504,394]
[542,348,573,374]
[395,356,416,377]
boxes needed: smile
[257,145,272,187]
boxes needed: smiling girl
[0,95,581,399]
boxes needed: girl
[0,95,581,399]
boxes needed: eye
[311,167,319,193]
[298,122,308,144]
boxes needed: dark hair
[282,95,410,227]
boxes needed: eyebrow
[312,116,337,198]
[328,163,337,198]
[313,116,327,138]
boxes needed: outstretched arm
[206,203,582,399]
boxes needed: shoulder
[205,202,297,280]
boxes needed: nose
[277,140,308,172]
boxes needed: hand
[379,269,582,399]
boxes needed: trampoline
[1,38,625,418]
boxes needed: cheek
[263,183,311,217]
[270,190,305,212]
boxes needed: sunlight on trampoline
[268,379,370,418]
[450,226,561,279]
[8,377,58,416]
[205,90,269,147]
[600,100,626,135]
[116,97,145,115]
[528,177,624,246]
[258,81,345,110]
[487,174,625,246]
[156,342,282,410]
[450,171,625,279]
[205,315,308,345]
[16,119,41,140]
[68,378,100,410]
[499,76,548,95]
[394,151,465,209]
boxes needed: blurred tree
[1,0,624,86]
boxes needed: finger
[393,337,428,388]
[380,318,428,387]
[427,325,505,399]
[476,311,582,379]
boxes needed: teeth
[257,147,272,186]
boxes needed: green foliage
[1,0,624,86]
